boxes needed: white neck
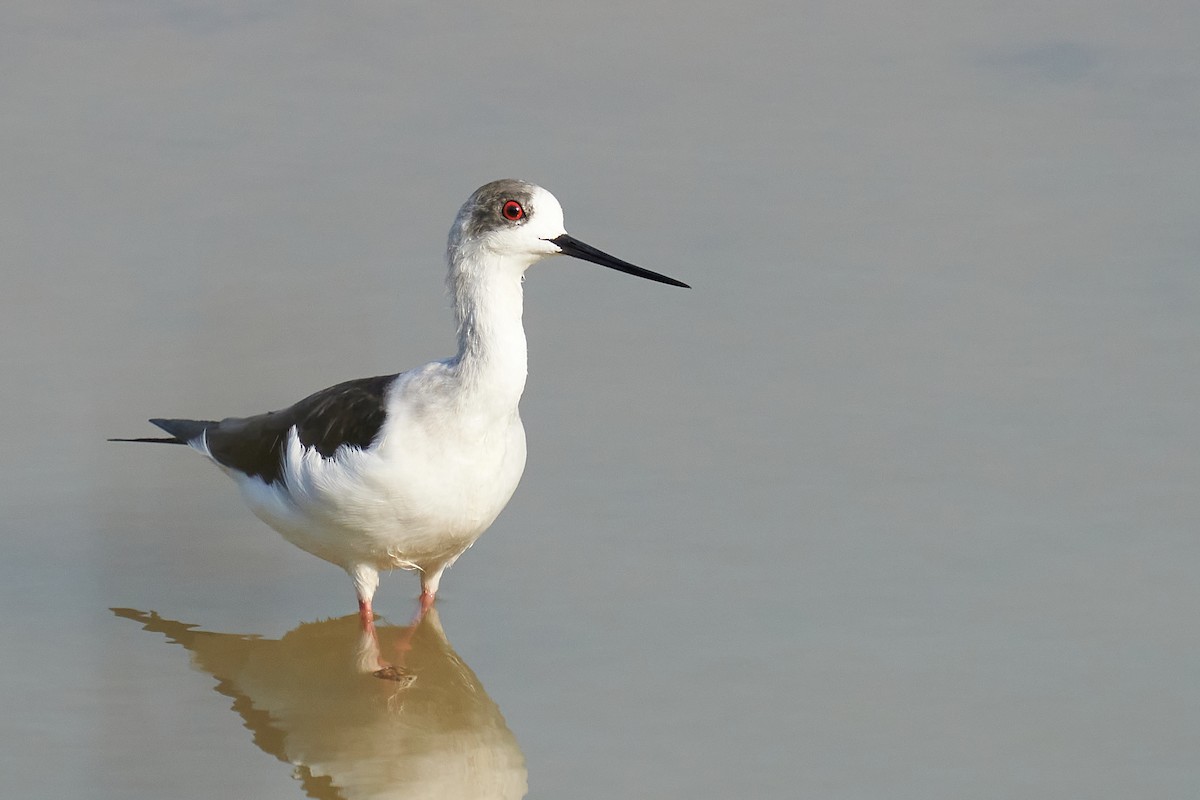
[446,247,528,412]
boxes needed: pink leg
[404,589,434,629]
[358,595,414,682]
[416,562,446,620]
[358,597,377,636]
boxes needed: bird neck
[448,250,528,410]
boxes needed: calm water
[4,2,1199,798]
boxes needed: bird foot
[372,664,416,686]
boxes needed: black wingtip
[109,417,217,444]
[148,417,217,442]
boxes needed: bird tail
[109,418,218,445]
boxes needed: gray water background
[3,2,1198,797]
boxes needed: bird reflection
[112,607,527,800]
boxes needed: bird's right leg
[349,564,411,681]
[351,564,381,632]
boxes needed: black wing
[149,373,398,484]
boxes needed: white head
[446,179,689,287]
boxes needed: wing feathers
[112,374,398,484]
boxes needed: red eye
[501,200,525,221]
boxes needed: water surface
[3,2,1198,798]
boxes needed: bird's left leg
[417,560,452,618]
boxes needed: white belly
[231,408,527,573]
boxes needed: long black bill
[547,234,690,288]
